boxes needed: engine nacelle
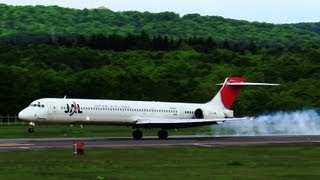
[194,109,204,119]
[194,108,224,119]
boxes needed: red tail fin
[208,77,246,109]
[208,77,278,109]
[220,77,246,109]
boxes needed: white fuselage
[19,98,225,127]
[18,77,276,139]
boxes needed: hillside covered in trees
[0,4,319,116]
[1,3,320,47]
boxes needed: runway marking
[18,147,31,150]
[0,143,33,147]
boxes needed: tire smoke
[211,109,320,136]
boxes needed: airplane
[18,77,278,139]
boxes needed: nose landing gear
[28,127,35,133]
[28,122,35,133]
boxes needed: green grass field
[0,125,213,138]
[1,145,320,179]
[1,125,319,179]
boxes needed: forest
[0,4,319,116]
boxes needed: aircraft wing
[134,117,253,128]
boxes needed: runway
[1,135,320,151]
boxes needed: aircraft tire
[157,130,168,139]
[28,127,35,133]
[132,130,143,140]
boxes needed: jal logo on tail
[64,102,83,116]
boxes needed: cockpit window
[29,102,45,108]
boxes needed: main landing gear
[132,128,169,140]
[132,129,143,140]
[157,129,168,140]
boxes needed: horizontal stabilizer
[217,82,279,86]
[210,77,279,109]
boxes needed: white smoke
[211,109,320,136]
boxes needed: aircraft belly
[76,116,135,125]
[46,113,135,125]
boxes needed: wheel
[157,129,168,139]
[28,127,35,133]
[132,129,143,140]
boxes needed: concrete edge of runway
[1,135,320,151]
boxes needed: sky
[1,0,319,24]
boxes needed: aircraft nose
[18,109,33,121]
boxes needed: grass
[1,145,320,179]
[0,124,213,138]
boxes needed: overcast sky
[1,0,320,24]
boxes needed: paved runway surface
[1,135,320,151]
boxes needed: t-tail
[207,77,278,116]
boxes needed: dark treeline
[1,32,263,53]
[1,43,319,116]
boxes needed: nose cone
[18,109,33,121]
